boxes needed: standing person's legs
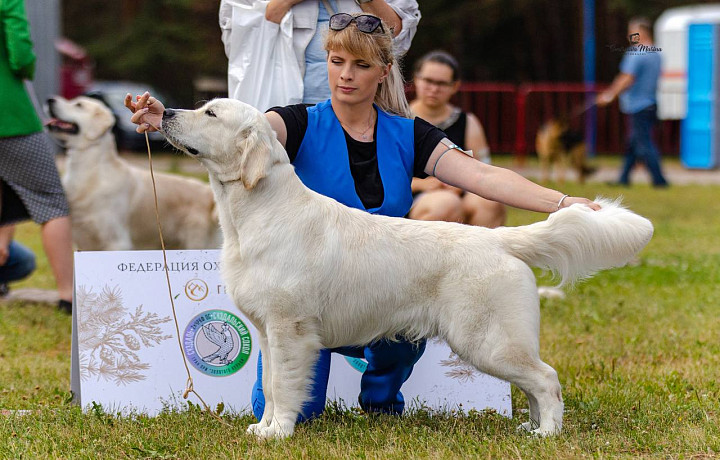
[634,106,669,187]
[619,114,638,185]
[0,133,74,306]
[41,216,74,302]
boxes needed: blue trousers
[620,105,668,186]
[0,241,36,284]
[251,339,427,422]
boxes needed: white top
[219,0,421,76]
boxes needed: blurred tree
[62,0,226,105]
[62,0,718,104]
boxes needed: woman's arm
[360,0,402,36]
[264,111,288,149]
[365,0,420,55]
[265,0,305,24]
[125,93,290,151]
[464,113,490,162]
[425,140,600,213]
[3,0,37,79]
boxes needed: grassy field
[1,156,719,458]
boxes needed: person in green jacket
[0,0,74,313]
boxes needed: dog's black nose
[47,98,56,106]
[163,109,176,119]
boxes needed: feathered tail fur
[496,198,654,286]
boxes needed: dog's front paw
[258,420,295,439]
[530,426,561,437]
[246,422,266,436]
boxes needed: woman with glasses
[219,0,420,105]
[126,13,599,424]
[409,51,506,228]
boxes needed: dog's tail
[496,198,653,286]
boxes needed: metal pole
[583,0,597,157]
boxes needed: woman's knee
[462,196,506,228]
[409,192,463,222]
[6,242,36,281]
[365,339,426,368]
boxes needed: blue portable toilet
[681,23,718,169]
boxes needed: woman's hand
[265,0,299,24]
[124,92,165,133]
[0,226,13,266]
[559,196,601,211]
[0,244,9,266]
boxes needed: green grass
[1,161,719,458]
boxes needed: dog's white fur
[161,99,654,439]
[47,96,220,250]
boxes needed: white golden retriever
[46,96,220,250]
[160,99,653,439]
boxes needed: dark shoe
[0,283,9,298]
[653,182,670,189]
[58,299,72,314]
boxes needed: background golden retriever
[47,96,220,250]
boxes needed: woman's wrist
[556,194,569,210]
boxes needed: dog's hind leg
[257,317,323,439]
[444,269,563,436]
[462,336,563,436]
[510,360,563,436]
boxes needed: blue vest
[293,100,415,217]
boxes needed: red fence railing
[433,82,681,159]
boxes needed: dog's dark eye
[75,102,83,108]
[205,110,217,118]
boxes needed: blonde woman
[126,13,598,422]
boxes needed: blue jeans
[620,105,669,186]
[251,339,427,422]
[0,241,36,284]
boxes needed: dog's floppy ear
[236,123,271,190]
[85,104,116,141]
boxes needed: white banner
[71,250,511,417]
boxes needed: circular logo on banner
[345,356,368,373]
[185,278,209,302]
[183,310,252,377]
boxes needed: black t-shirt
[269,104,446,209]
[441,111,467,148]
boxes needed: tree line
[62,0,711,105]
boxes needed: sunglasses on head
[329,13,385,34]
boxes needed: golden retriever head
[46,96,116,148]
[161,98,285,190]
